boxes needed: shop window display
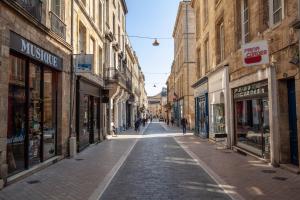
[7,55,58,175]
[210,104,225,133]
[235,99,270,157]
[7,55,26,175]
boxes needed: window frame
[269,0,284,27]
[241,0,249,44]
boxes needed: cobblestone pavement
[0,127,147,200]
[100,122,231,200]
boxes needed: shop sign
[10,32,63,70]
[234,82,268,98]
[74,54,93,72]
[242,40,269,67]
[194,82,208,97]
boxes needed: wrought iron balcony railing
[14,0,42,21]
[49,11,66,39]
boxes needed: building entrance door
[287,79,299,166]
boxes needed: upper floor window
[204,37,209,72]
[217,20,225,63]
[271,0,283,25]
[89,0,95,20]
[99,1,103,31]
[196,7,201,38]
[50,0,66,39]
[118,3,121,20]
[106,0,110,25]
[242,0,249,43]
[51,0,65,20]
[79,22,87,53]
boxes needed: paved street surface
[1,121,300,200]
[101,123,231,200]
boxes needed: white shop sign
[74,54,93,72]
[242,40,269,67]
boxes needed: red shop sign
[242,40,269,67]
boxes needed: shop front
[193,78,209,138]
[233,80,270,158]
[7,32,62,175]
[208,67,229,144]
[76,77,102,151]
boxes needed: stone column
[268,65,280,166]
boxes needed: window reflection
[7,55,26,175]
[43,69,57,160]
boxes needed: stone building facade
[0,0,146,187]
[0,0,72,185]
[192,0,300,170]
[104,0,132,133]
[72,0,107,152]
[171,1,197,129]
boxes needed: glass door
[28,63,42,166]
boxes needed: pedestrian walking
[135,118,141,132]
[171,117,174,126]
[181,117,188,135]
[111,121,117,137]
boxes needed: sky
[126,0,181,96]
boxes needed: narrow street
[101,123,231,200]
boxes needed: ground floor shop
[2,31,71,178]
[208,67,229,146]
[193,78,209,138]
[76,77,105,152]
[233,80,270,158]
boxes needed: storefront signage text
[234,82,268,99]
[194,82,208,97]
[10,32,63,70]
[242,40,269,67]
[74,54,93,73]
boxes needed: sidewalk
[161,124,300,200]
[0,125,149,200]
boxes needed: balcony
[49,11,66,39]
[14,0,42,21]
[104,67,132,92]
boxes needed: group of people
[165,117,188,135]
[134,117,148,132]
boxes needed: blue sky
[126,0,181,96]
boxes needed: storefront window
[7,55,26,175]
[28,63,42,166]
[43,69,57,160]
[210,104,225,133]
[7,54,59,175]
[235,98,270,156]
[79,95,90,150]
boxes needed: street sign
[242,40,269,67]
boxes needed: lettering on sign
[10,32,63,70]
[234,81,268,99]
[242,40,269,67]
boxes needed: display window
[235,99,270,156]
[210,104,225,134]
[7,55,26,175]
[7,54,58,175]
